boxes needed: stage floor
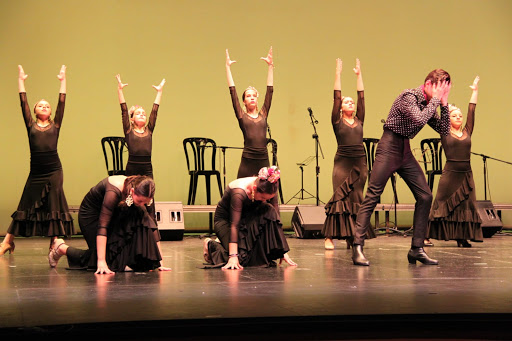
[1,232,512,340]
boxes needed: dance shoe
[324,238,334,250]
[407,247,438,265]
[352,244,370,266]
[457,239,472,248]
[424,239,434,247]
[48,238,65,268]
[0,242,15,255]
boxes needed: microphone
[308,107,318,123]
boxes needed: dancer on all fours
[116,74,165,223]
[203,166,297,270]
[322,58,375,250]
[1,65,75,258]
[351,69,451,266]
[48,175,171,274]
[428,76,483,247]
[226,47,274,178]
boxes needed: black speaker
[476,200,503,238]
[291,205,325,239]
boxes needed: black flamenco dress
[121,102,158,221]
[205,186,289,268]
[428,103,483,241]
[65,178,161,272]
[322,90,375,240]
[229,86,272,178]
[7,92,74,237]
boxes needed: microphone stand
[471,152,512,200]
[309,109,324,205]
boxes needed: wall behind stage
[1,0,511,233]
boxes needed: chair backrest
[266,138,278,166]
[101,136,126,176]
[183,137,218,172]
[363,138,380,175]
[420,138,443,173]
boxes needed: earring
[251,185,255,202]
[126,193,133,207]
[147,198,153,206]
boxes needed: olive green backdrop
[1,0,511,233]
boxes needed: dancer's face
[243,90,258,111]
[132,191,152,207]
[254,192,276,202]
[341,97,355,115]
[34,100,51,120]
[131,108,147,128]
[450,109,463,130]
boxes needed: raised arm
[226,49,236,87]
[116,75,131,134]
[260,46,274,87]
[465,76,479,136]
[18,65,33,128]
[353,58,365,123]
[146,79,165,132]
[332,59,342,125]
[53,65,67,128]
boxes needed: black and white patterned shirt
[383,86,450,139]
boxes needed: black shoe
[346,237,354,250]
[407,247,438,265]
[352,244,370,266]
[457,239,472,247]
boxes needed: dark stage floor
[2,231,512,340]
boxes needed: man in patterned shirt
[352,69,451,266]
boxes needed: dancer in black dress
[351,69,451,266]
[47,175,171,274]
[116,74,165,222]
[428,76,482,247]
[226,47,274,178]
[1,65,74,257]
[203,166,296,270]
[322,58,375,250]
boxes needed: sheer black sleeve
[121,102,131,135]
[331,90,342,126]
[229,86,244,120]
[96,189,121,236]
[19,92,33,130]
[229,188,247,243]
[464,103,476,136]
[260,86,273,119]
[53,93,66,128]
[147,103,159,133]
[356,90,365,124]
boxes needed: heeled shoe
[457,239,472,248]
[324,238,334,250]
[0,242,15,255]
[352,244,370,266]
[346,237,354,250]
[48,238,66,268]
[407,247,438,265]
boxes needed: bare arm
[332,59,342,125]
[116,75,131,134]
[57,65,66,94]
[260,46,274,86]
[54,65,67,127]
[18,65,27,93]
[18,65,33,128]
[226,49,236,87]
[353,59,365,123]
[152,79,165,105]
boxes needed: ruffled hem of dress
[9,182,75,237]
[428,220,483,242]
[322,212,376,240]
[429,172,481,222]
[325,168,360,215]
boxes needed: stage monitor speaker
[155,201,185,241]
[291,205,325,239]
[476,200,503,238]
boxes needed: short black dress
[205,186,289,268]
[7,92,74,237]
[322,90,375,240]
[229,86,272,178]
[66,178,161,272]
[428,103,483,241]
